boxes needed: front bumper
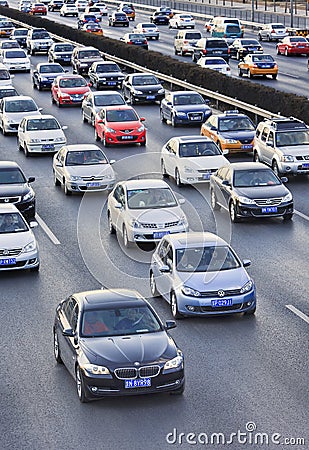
[132,92,165,103]
[0,249,39,271]
[236,201,294,218]
[104,131,146,145]
[279,161,309,175]
[128,224,189,243]
[66,180,115,193]
[26,142,65,153]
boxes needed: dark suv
[71,46,103,75]
[0,161,35,220]
[192,37,230,62]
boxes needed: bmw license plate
[153,231,170,239]
[241,144,253,150]
[107,82,116,85]
[86,182,100,187]
[302,163,309,168]
[261,206,278,213]
[125,378,151,389]
[146,95,155,100]
[42,144,54,151]
[211,299,233,307]
[121,135,133,140]
[203,173,211,180]
[0,258,16,265]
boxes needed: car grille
[188,112,203,121]
[0,247,22,256]
[114,365,160,379]
[119,129,134,133]
[140,221,179,229]
[81,176,105,181]
[116,135,138,141]
[79,185,108,191]
[254,198,282,206]
[238,138,253,144]
[0,196,21,204]
[197,169,217,174]
[199,288,242,297]
[295,155,309,160]
[201,303,243,312]
[10,124,19,130]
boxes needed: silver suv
[253,117,309,176]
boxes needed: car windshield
[65,149,107,165]
[132,75,158,86]
[176,246,240,272]
[275,130,309,146]
[179,141,221,157]
[81,305,162,337]
[1,42,19,49]
[233,169,281,187]
[96,63,120,73]
[5,51,26,59]
[106,109,138,122]
[59,78,87,88]
[0,212,28,234]
[32,32,49,39]
[26,118,60,131]
[0,88,17,98]
[54,44,73,52]
[203,58,226,65]
[127,187,177,209]
[0,69,10,80]
[218,117,255,131]
[252,55,274,62]
[241,40,259,46]
[79,50,100,58]
[174,93,204,105]
[14,30,28,36]
[0,169,25,184]
[94,94,125,106]
[129,34,144,39]
[39,64,64,73]
[5,99,37,112]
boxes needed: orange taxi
[238,53,278,79]
[81,23,103,36]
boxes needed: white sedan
[18,114,67,156]
[107,179,188,248]
[133,23,159,40]
[0,48,30,72]
[169,14,195,29]
[197,57,231,76]
[0,95,41,135]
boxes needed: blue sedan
[160,90,212,127]
[32,63,67,90]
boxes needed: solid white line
[279,72,299,79]
[286,305,309,324]
[294,210,309,221]
[35,213,61,245]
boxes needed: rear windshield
[226,25,240,32]
[94,94,125,106]
[185,32,201,40]
[207,40,227,49]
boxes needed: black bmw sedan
[209,162,294,222]
[53,289,185,402]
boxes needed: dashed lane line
[286,305,309,324]
[35,213,61,245]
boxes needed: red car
[276,36,309,56]
[94,105,146,146]
[29,3,47,15]
[51,75,91,107]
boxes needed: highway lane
[0,53,308,449]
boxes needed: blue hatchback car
[150,232,256,318]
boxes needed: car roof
[0,160,20,169]
[104,104,133,111]
[170,135,213,143]
[3,95,35,102]
[121,179,170,189]
[0,203,19,213]
[172,90,200,96]
[228,162,270,171]
[92,90,122,96]
[63,144,102,152]
[23,114,57,120]
[165,232,228,248]
[76,289,146,309]
[216,111,249,118]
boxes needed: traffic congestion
[0,1,308,449]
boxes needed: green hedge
[2,6,309,124]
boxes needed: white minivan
[174,30,202,56]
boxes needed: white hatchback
[0,95,41,135]
[169,14,195,29]
[197,56,231,76]
[0,48,30,72]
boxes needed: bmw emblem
[134,361,140,367]
[218,290,225,298]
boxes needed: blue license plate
[121,135,133,140]
[153,231,170,239]
[261,206,278,213]
[203,173,211,180]
[86,182,100,187]
[241,144,253,150]
[108,82,116,85]
[146,95,155,100]
[42,144,54,150]
[125,378,151,389]
[72,98,82,102]
[211,299,233,307]
[0,258,16,265]
[302,163,309,168]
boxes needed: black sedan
[150,11,170,25]
[229,38,263,60]
[209,162,294,222]
[88,61,125,90]
[53,289,185,402]
[122,72,165,104]
[32,62,67,90]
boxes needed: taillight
[128,40,133,44]
[228,48,230,53]
[143,40,147,44]
[223,34,227,38]
[271,29,275,33]
[202,49,207,54]
[184,40,188,44]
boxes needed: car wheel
[170,382,185,395]
[272,74,277,80]
[108,212,115,234]
[267,34,271,42]
[91,115,95,127]
[130,93,135,105]
[229,202,240,223]
[53,171,60,186]
[31,48,35,56]
[140,140,146,147]
[283,213,293,221]
[103,134,109,147]
[160,109,166,123]
[161,160,168,178]
[238,68,243,77]
[236,51,241,61]
[95,129,100,141]
[244,306,256,315]
[284,48,289,56]
[82,111,87,123]
[276,46,280,55]
[171,114,177,127]
[123,225,130,248]
[150,271,159,297]
[210,189,220,210]
[258,33,262,41]
[170,292,183,319]
[76,366,89,403]
[253,151,260,162]
[24,144,29,157]
[30,264,39,272]
[249,70,254,79]
[272,160,281,177]
[175,169,182,187]
[174,47,178,55]
[37,83,42,91]
[53,329,63,363]
[64,179,72,196]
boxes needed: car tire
[253,151,260,162]
[238,69,243,77]
[91,115,95,127]
[95,129,100,141]
[24,144,29,157]
[236,51,241,61]
[130,93,135,105]
[244,306,256,315]
[54,171,60,186]
[258,33,262,41]
[170,382,185,395]
[150,271,159,297]
[229,202,240,223]
[249,70,254,79]
[174,47,178,55]
[272,74,277,80]
[175,169,182,187]
[82,111,87,123]
[76,366,89,403]
[64,180,72,196]
[140,140,146,147]
[108,212,115,234]
[272,160,281,177]
[53,330,63,363]
[161,160,168,178]
[276,46,280,55]
[103,134,109,147]
[30,264,39,272]
[210,189,220,210]
[123,225,130,248]
[284,48,289,56]
[160,109,166,123]
[170,292,183,319]
[283,213,293,221]
[171,115,177,127]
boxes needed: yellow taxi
[238,53,278,79]
[81,23,103,36]
[118,3,135,21]
[200,110,256,155]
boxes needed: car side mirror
[165,320,176,330]
[29,221,38,228]
[280,177,288,183]
[222,149,229,155]
[210,125,217,131]
[140,117,145,122]
[38,107,43,112]
[242,259,251,268]
[159,265,171,273]
[97,119,104,124]
[62,126,68,130]
[11,74,15,78]
[266,141,273,146]
[55,161,62,167]
[110,159,116,164]
[178,198,185,205]
[28,176,35,183]
[64,69,69,73]
[166,101,172,106]
[222,180,231,187]
[62,328,75,337]
[115,201,123,209]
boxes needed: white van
[0,63,13,86]
[174,30,203,56]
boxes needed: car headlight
[181,285,201,297]
[22,190,34,201]
[178,216,188,227]
[102,173,112,180]
[221,138,238,144]
[282,192,293,202]
[60,93,71,99]
[30,139,41,143]
[163,354,183,371]
[238,196,255,205]
[240,280,254,294]
[158,88,165,94]
[23,240,36,253]
[106,127,116,133]
[133,90,143,95]
[175,111,187,117]
[69,175,82,181]
[184,166,195,174]
[131,219,143,228]
[54,137,65,142]
[79,63,88,67]
[100,77,107,80]
[280,155,294,162]
[82,363,110,375]
[137,125,145,132]
[40,77,49,82]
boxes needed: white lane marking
[35,213,61,245]
[286,305,309,324]
[294,210,309,221]
[279,72,299,79]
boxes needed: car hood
[128,206,184,222]
[235,185,289,199]
[176,267,250,291]
[3,111,41,122]
[81,331,176,364]
[220,130,255,140]
[106,120,142,130]
[59,86,90,94]
[64,164,114,178]
[180,155,229,170]
[0,229,34,248]
[0,183,30,197]
[174,104,209,113]
[133,84,162,93]
[24,129,65,140]
[39,72,65,79]
[279,144,309,156]
[4,57,30,64]
[96,71,123,78]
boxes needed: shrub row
[1,6,309,124]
